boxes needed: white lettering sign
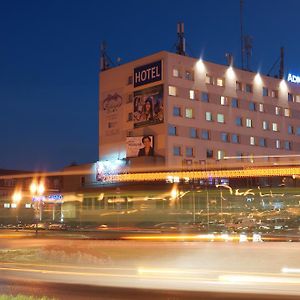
[287,73,300,84]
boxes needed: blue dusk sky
[1,0,300,171]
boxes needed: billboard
[134,60,162,87]
[133,84,163,128]
[126,136,154,158]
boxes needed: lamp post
[12,191,22,231]
[30,180,45,235]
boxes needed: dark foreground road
[0,278,299,300]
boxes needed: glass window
[236,81,242,91]
[297,127,300,136]
[185,108,194,118]
[259,138,266,147]
[271,90,278,98]
[288,93,294,102]
[246,118,253,128]
[185,70,194,80]
[169,86,177,96]
[246,84,253,93]
[275,106,280,115]
[201,129,210,140]
[206,74,213,84]
[190,128,197,138]
[173,68,180,77]
[207,149,213,158]
[262,121,269,130]
[217,113,224,123]
[173,106,181,117]
[272,123,278,132]
[220,96,227,105]
[231,98,238,108]
[221,132,229,142]
[217,150,225,160]
[249,102,256,111]
[275,140,281,149]
[262,87,268,97]
[189,90,195,100]
[205,112,212,121]
[186,147,194,157]
[288,125,294,134]
[284,141,291,150]
[235,117,243,126]
[173,146,181,156]
[284,108,290,117]
[259,103,264,112]
[232,134,239,143]
[201,92,209,102]
[217,78,225,87]
[250,136,255,145]
[168,125,177,136]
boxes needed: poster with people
[133,84,163,128]
[126,136,154,158]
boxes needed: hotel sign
[134,60,162,87]
[287,73,300,84]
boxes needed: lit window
[186,147,194,157]
[231,98,238,108]
[201,92,209,102]
[249,102,256,111]
[259,103,264,112]
[259,138,266,147]
[262,87,268,97]
[296,95,300,103]
[168,125,177,136]
[173,68,180,77]
[288,93,294,102]
[205,112,212,121]
[284,108,290,117]
[11,203,17,208]
[206,149,213,158]
[262,121,269,130]
[185,70,194,80]
[220,96,228,105]
[189,90,195,100]
[284,141,291,150]
[205,74,213,84]
[173,106,181,117]
[217,78,225,87]
[173,146,181,156]
[275,106,280,115]
[272,123,278,132]
[271,90,278,98]
[25,203,31,208]
[169,86,177,96]
[217,150,225,160]
[250,136,255,145]
[190,128,197,138]
[236,81,242,91]
[288,125,294,134]
[275,140,281,149]
[185,108,194,119]
[221,132,229,142]
[246,118,253,128]
[235,117,243,126]
[217,114,224,123]
[232,134,239,143]
[245,83,252,93]
[3,203,10,208]
[201,129,210,140]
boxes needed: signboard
[133,84,163,128]
[126,136,154,158]
[134,60,162,87]
[287,73,300,84]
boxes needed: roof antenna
[267,47,284,78]
[240,0,244,69]
[100,41,114,71]
[176,22,186,56]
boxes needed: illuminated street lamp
[12,190,22,231]
[30,179,45,234]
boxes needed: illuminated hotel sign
[32,194,63,203]
[287,73,300,84]
[134,60,162,87]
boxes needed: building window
[262,87,268,97]
[217,77,225,87]
[205,112,212,121]
[185,70,194,80]
[259,103,264,112]
[236,81,242,91]
[205,74,213,84]
[201,129,210,140]
[275,106,280,115]
[220,96,228,105]
[249,102,256,111]
[271,90,278,98]
[262,121,269,130]
[231,98,238,108]
[231,134,239,143]
[245,83,253,93]
[288,125,294,134]
[246,118,253,128]
[190,128,197,138]
[297,127,300,136]
[284,108,290,117]
[169,86,177,96]
[168,125,177,136]
[186,147,194,157]
[288,93,294,102]
[201,92,209,102]
[217,113,224,123]
[217,150,225,160]
[173,146,181,156]
[275,140,281,149]
[189,90,195,100]
[259,138,266,147]
[235,117,243,126]
[284,141,291,150]
[173,106,181,117]
[207,149,213,158]
[128,76,133,85]
[272,123,278,132]
[221,132,229,142]
[250,136,255,145]
[173,68,180,77]
[185,108,194,119]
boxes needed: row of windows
[173,146,225,160]
[169,86,293,116]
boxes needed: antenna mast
[100,41,111,71]
[279,47,284,79]
[240,0,244,69]
[176,22,186,56]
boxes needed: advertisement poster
[126,136,154,158]
[133,85,163,128]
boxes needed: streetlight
[12,190,22,231]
